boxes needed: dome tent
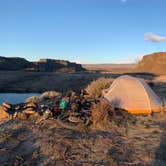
[102,75,163,114]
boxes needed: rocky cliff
[135,52,166,75]
[33,59,84,72]
[0,57,33,70]
[0,57,85,72]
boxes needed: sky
[0,0,166,64]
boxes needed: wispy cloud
[144,32,166,42]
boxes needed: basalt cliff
[0,56,85,72]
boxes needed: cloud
[74,59,81,64]
[144,32,166,42]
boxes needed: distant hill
[135,52,166,75]
[0,56,85,72]
[83,64,136,73]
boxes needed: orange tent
[103,75,163,114]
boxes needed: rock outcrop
[32,59,85,72]
[0,57,86,72]
[135,52,166,75]
[0,56,33,71]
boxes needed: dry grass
[85,77,113,99]
[124,112,166,165]
[91,99,131,131]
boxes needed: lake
[0,93,39,104]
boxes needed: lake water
[0,93,40,104]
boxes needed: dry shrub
[91,99,134,131]
[85,77,113,99]
[91,99,115,131]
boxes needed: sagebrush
[85,77,113,99]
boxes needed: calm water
[0,93,40,104]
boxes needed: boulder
[0,106,10,123]
[39,91,61,100]
[26,96,39,103]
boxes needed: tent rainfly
[102,75,163,114]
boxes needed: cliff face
[0,57,33,70]
[135,52,166,75]
[0,57,85,72]
[33,59,84,72]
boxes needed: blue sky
[0,0,166,64]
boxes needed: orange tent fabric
[103,75,163,114]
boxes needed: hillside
[135,52,166,75]
[0,57,85,73]
[0,57,32,70]
[83,64,136,73]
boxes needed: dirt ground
[0,73,166,165]
[0,118,121,165]
[0,111,166,165]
